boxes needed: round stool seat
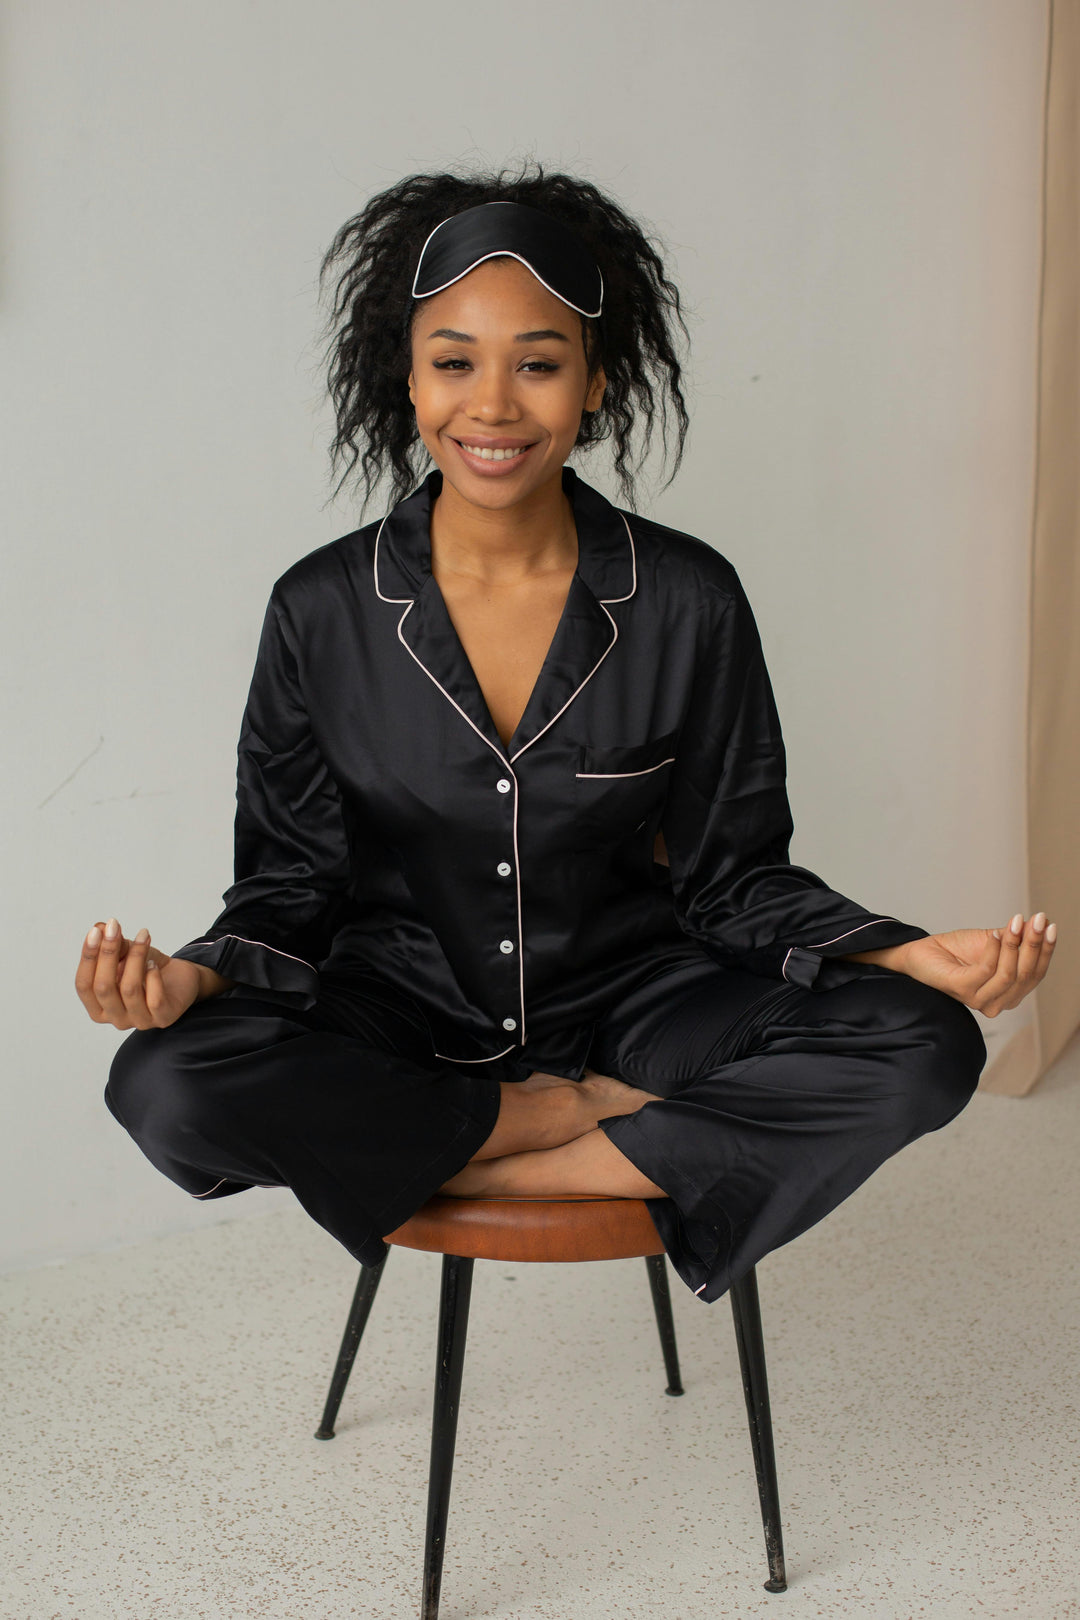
[384,1194,665,1263]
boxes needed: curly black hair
[318,159,691,516]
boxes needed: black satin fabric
[105,951,985,1300]
[411,200,604,316]
[170,464,932,1079]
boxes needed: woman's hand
[848,912,1057,1016]
[75,917,203,1030]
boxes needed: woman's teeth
[459,443,529,462]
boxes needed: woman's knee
[105,1023,221,1151]
[873,974,987,1133]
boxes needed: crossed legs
[439,1068,668,1199]
[103,958,985,1297]
[440,958,987,1232]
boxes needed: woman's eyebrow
[425,327,572,344]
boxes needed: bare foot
[440,1125,668,1200]
[518,1069,580,1093]
[449,1068,664,1175]
[438,1071,665,1200]
[578,1067,663,1119]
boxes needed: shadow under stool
[315,1193,786,1620]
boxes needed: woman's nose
[466,368,520,423]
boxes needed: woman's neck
[429,466,578,585]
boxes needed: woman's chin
[432,442,565,508]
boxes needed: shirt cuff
[171,932,321,1010]
[780,918,930,992]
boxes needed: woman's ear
[584,365,607,414]
[407,369,415,406]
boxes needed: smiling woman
[409,261,606,492]
[87,159,1053,1320]
[317,165,690,516]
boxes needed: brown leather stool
[315,1195,786,1619]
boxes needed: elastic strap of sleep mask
[411,200,603,318]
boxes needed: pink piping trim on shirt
[394,600,508,760]
[197,934,315,971]
[509,514,637,767]
[373,505,638,1061]
[804,919,897,949]
[433,1043,517,1064]
[379,509,527,1048]
[575,757,675,780]
[392,603,526,1044]
[372,510,410,604]
[192,1177,229,1199]
[782,919,899,980]
[511,767,526,1042]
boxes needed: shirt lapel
[375,465,637,764]
[399,577,511,759]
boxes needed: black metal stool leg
[644,1253,684,1395]
[729,1266,787,1592]
[422,1254,474,1620]
[315,1253,389,1440]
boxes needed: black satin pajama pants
[104,952,986,1304]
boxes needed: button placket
[494,766,524,1045]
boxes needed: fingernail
[134,927,149,944]
[1046,922,1057,943]
[992,929,1001,940]
[1010,914,1023,934]
[86,926,101,948]
[104,917,119,940]
[1032,912,1046,932]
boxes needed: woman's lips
[450,437,537,476]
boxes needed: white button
[497,861,512,876]
[496,778,512,793]
[502,1017,517,1031]
[499,939,514,954]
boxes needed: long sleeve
[171,589,352,1009]
[660,571,929,993]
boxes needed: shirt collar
[373,463,636,607]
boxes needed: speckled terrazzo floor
[5,1040,1080,1620]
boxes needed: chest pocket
[570,729,678,845]
[575,731,679,779]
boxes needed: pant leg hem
[599,1109,735,1300]
[373,1081,503,1239]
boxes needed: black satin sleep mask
[410,200,604,318]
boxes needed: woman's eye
[430,359,559,373]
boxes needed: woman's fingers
[77,917,170,1028]
[90,916,132,1025]
[979,912,1057,1015]
[999,912,1056,1010]
[118,927,157,1029]
[1014,912,1047,979]
[971,920,1023,1004]
[74,921,110,1022]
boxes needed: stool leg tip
[664,1384,685,1396]
[314,1427,336,1441]
[764,1576,787,1593]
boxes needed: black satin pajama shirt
[105,466,986,1302]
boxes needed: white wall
[0,0,1046,1271]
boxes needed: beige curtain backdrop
[982,0,1080,1095]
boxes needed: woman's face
[407,257,606,513]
